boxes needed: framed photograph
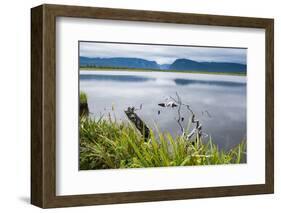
[31,4,274,208]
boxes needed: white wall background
[0,0,279,212]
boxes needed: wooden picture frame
[31,4,274,208]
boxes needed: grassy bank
[80,91,88,104]
[80,66,246,76]
[79,116,246,170]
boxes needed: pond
[80,70,246,151]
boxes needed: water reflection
[80,74,151,82]
[80,70,246,151]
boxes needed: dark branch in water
[158,102,178,108]
[124,107,150,141]
[173,93,184,135]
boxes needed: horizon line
[79,56,247,65]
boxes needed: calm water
[80,70,246,150]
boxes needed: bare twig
[159,92,205,142]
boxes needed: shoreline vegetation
[79,92,246,170]
[79,92,89,116]
[80,66,246,76]
[80,66,247,76]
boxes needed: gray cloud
[80,42,247,65]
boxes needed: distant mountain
[159,64,170,70]
[80,57,160,70]
[80,57,246,73]
[169,59,246,73]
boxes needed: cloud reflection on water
[80,70,246,150]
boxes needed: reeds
[80,91,88,104]
[79,116,246,170]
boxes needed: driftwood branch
[167,93,185,136]
[160,92,205,142]
[124,107,150,141]
[124,93,208,143]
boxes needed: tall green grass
[79,116,246,170]
[80,91,88,104]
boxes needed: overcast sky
[79,42,247,65]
